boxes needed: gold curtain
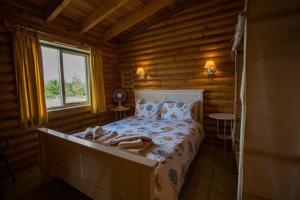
[89,47,106,113]
[13,28,47,128]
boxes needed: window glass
[62,52,88,104]
[41,43,90,110]
[41,46,62,108]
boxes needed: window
[41,42,90,110]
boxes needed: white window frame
[40,41,91,111]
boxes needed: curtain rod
[4,21,50,35]
[3,21,97,49]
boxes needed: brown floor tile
[214,147,235,169]
[243,193,270,200]
[23,179,91,200]
[211,165,235,196]
[195,144,216,167]
[179,183,209,200]
[208,190,234,200]
[189,163,213,188]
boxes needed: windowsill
[48,104,91,113]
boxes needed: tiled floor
[1,144,236,200]
[179,144,237,200]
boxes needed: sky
[41,46,87,83]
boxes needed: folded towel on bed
[96,131,118,143]
[110,135,152,145]
[83,128,94,140]
[113,135,154,155]
[92,126,110,140]
[81,127,153,155]
[118,139,144,148]
[123,141,153,155]
[83,126,110,140]
[102,134,125,145]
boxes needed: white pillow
[161,101,195,121]
[135,99,162,119]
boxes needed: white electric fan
[112,89,127,109]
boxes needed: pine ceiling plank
[103,0,175,41]
[81,0,128,33]
[119,0,199,42]
[46,0,72,22]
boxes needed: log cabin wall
[0,22,118,178]
[119,0,244,135]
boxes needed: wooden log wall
[119,0,244,135]
[0,23,119,178]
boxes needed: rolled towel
[118,139,144,149]
[97,131,118,143]
[92,126,109,140]
[83,127,94,140]
[102,134,125,145]
[83,126,109,140]
[111,135,152,145]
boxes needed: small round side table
[209,113,234,154]
[110,106,130,120]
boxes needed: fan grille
[112,89,127,103]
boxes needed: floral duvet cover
[74,116,205,200]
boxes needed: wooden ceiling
[0,0,198,43]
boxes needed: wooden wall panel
[119,0,244,135]
[243,0,300,199]
[0,24,119,178]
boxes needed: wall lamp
[136,67,146,80]
[204,60,216,80]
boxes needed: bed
[37,89,205,200]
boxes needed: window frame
[40,41,91,111]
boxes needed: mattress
[74,116,205,200]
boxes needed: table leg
[224,120,226,156]
[115,112,117,120]
[216,119,219,145]
[230,119,233,142]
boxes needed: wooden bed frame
[37,89,204,200]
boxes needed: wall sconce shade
[204,60,216,80]
[136,67,145,75]
[136,67,146,79]
[204,60,216,69]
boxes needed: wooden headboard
[134,89,204,124]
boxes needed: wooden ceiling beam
[80,0,127,34]
[119,0,199,42]
[103,0,175,41]
[46,0,72,22]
